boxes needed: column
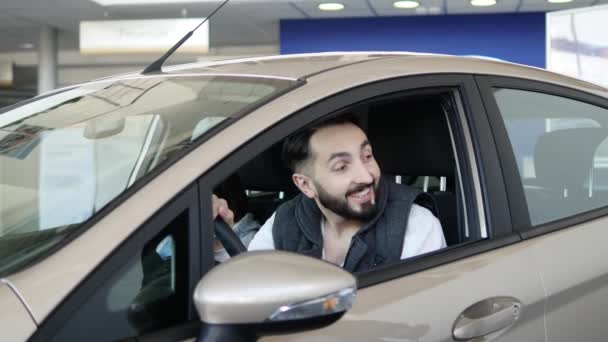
[38,25,58,94]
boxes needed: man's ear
[292,173,315,199]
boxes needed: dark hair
[282,115,360,172]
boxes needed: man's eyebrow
[361,140,370,150]
[327,152,351,163]
[327,140,370,163]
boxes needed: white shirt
[248,203,447,261]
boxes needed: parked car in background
[2,52,608,341]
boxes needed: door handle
[453,297,522,341]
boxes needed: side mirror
[83,117,125,139]
[194,251,356,342]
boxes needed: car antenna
[141,0,230,75]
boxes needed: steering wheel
[214,217,247,257]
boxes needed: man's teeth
[351,187,370,198]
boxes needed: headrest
[366,99,454,177]
[237,143,297,193]
[534,127,607,190]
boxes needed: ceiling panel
[447,0,519,14]
[5,10,78,31]
[0,14,41,29]
[207,2,305,21]
[369,0,445,16]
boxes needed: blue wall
[280,13,546,68]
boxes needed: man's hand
[212,194,235,227]
[212,194,235,253]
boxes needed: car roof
[82,52,606,98]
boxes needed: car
[2,52,608,342]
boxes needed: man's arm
[401,204,447,259]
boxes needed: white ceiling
[1,0,607,52]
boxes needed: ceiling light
[19,43,34,49]
[318,2,345,11]
[470,0,497,6]
[547,0,573,3]
[393,1,420,9]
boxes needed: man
[215,117,446,272]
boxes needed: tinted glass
[50,210,190,341]
[494,88,608,224]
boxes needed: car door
[478,75,608,341]
[28,184,205,342]
[198,73,546,341]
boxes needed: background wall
[281,13,546,68]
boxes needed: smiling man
[246,116,446,272]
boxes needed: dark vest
[272,177,436,272]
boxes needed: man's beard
[314,181,380,221]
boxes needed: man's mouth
[347,185,374,203]
[350,187,370,198]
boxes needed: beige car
[2,52,608,342]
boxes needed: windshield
[0,74,297,276]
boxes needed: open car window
[210,88,483,272]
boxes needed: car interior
[214,90,474,253]
[524,127,608,223]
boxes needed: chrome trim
[1,278,37,325]
[451,91,487,238]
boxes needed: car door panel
[0,281,36,341]
[261,239,545,342]
[529,216,608,341]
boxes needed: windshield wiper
[142,0,230,75]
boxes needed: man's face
[297,122,381,221]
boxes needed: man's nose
[353,162,374,184]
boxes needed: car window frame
[475,75,608,239]
[29,183,204,342]
[198,73,519,288]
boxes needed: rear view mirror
[83,117,125,139]
[193,251,356,342]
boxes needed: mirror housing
[194,251,356,342]
[83,117,125,139]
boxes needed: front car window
[0,75,297,276]
[211,89,470,272]
[493,88,608,225]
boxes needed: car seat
[366,97,461,245]
[237,143,298,222]
[525,127,607,223]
